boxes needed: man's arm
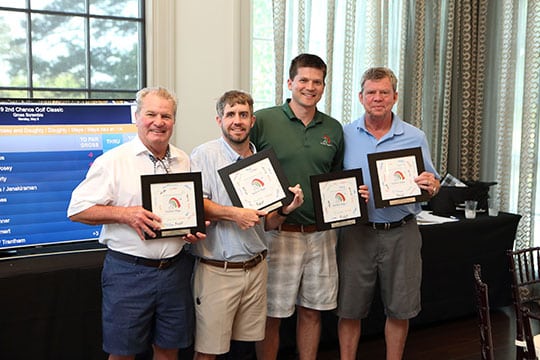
[265,184,304,230]
[69,204,162,240]
[203,198,267,230]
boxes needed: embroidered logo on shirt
[320,135,333,147]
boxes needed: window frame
[0,1,146,99]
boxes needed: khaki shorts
[265,230,338,318]
[193,260,267,355]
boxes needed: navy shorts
[101,249,195,356]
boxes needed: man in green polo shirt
[250,53,344,360]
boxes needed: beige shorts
[265,229,338,318]
[193,260,267,355]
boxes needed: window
[250,0,404,121]
[0,0,145,99]
[251,0,274,111]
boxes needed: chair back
[507,247,540,359]
[474,264,495,360]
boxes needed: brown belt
[279,223,318,233]
[199,250,267,270]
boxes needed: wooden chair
[521,307,539,359]
[507,247,540,359]
[474,264,495,360]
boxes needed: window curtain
[269,0,540,248]
[515,1,540,248]
[489,1,540,249]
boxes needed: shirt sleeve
[66,160,114,217]
[419,133,440,179]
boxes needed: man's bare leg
[385,318,408,360]
[338,318,361,360]
[256,316,281,360]
[193,352,216,360]
[296,306,321,360]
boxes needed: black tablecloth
[0,212,521,359]
[0,249,106,360]
[294,212,521,350]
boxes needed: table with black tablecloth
[416,211,520,323]
[303,211,521,351]
[0,212,521,359]
[0,248,106,360]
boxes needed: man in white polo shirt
[68,87,205,360]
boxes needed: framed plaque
[367,147,430,208]
[141,172,205,239]
[310,169,368,231]
[218,147,294,212]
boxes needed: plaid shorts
[265,229,338,317]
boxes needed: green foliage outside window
[0,0,144,99]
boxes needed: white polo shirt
[67,136,190,259]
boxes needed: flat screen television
[0,100,137,257]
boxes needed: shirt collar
[358,112,404,139]
[282,99,323,125]
[219,137,257,162]
[133,135,177,159]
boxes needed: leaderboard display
[0,102,137,250]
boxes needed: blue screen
[0,102,137,250]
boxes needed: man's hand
[358,184,369,203]
[120,206,162,240]
[415,171,440,197]
[182,220,210,243]
[232,207,268,230]
[281,184,304,215]
[264,184,304,231]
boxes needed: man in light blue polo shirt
[337,67,441,360]
[189,90,303,360]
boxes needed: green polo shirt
[251,100,344,225]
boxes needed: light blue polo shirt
[343,113,440,223]
[190,137,267,261]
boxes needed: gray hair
[135,87,178,117]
